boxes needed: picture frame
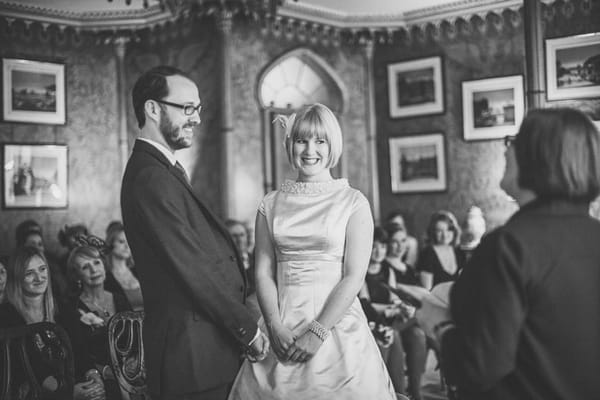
[389,133,447,193]
[462,75,524,141]
[387,56,444,118]
[545,32,600,101]
[2,58,66,124]
[3,143,68,209]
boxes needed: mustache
[183,121,199,129]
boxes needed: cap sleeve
[258,190,278,217]
[351,189,371,216]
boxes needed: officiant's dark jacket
[121,139,257,397]
[442,199,600,399]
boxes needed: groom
[121,65,268,400]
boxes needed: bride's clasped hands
[267,320,324,363]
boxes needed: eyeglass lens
[183,104,201,116]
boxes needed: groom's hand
[247,330,270,362]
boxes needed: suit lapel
[133,140,247,279]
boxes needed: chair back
[107,310,146,396]
[0,322,74,400]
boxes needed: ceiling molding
[278,0,524,29]
[0,1,173,30]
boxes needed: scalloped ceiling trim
[279,0,524,28]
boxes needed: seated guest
[417,108,600,399]
[0,246,106,400]
[225,219,260,321]
[15,219,45,253]
[15,219,68,308]
[385,211,419,266]
[57,223,89,270]
[417,211,466,290]
[224,219,254,294]
[64,237,132,400]
[104,221,143,311]
[360,227,427,400]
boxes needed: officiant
[416,108,600,400]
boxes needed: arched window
[257,48,346,190]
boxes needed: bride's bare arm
[254,211,296,360]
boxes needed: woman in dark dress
[0,246,105,400]
[417,211,466,290]
[64,239,132,400]
[104,221,143,311]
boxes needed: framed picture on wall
[389,133,446,193]
[462,75,524,141]
[2,58,66,124]
[545,32,600,101]
[3,144,68,209]
[387,56,444,118]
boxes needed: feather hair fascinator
[272,113,296,140]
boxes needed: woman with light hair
[417,210,466,291]
[0,246,106,400]
[229,103,396,399]
[417,108,600,399]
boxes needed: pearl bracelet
[308,320,330,342]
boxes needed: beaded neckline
[280,178,349,194]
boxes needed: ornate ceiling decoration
[0,0,594,47]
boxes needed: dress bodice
[260,179,368,264]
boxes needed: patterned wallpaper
[374,1,600,244]
[0,21,121,257]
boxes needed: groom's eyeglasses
[154,99,202,116]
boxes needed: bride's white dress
[228,179,396,400]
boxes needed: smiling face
[111,231,131,260]
[433,220,454,246]
[370,240,387,263]
[158,75,201,151]
[293,136,332,182]
[22,255,48,297]
[388,230,408,258]
[74,255,106,289]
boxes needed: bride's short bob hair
[284,103,343,169]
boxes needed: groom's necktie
[174,161,190,184]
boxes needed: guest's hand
[286,329,324,363]
[247,330,270,362]
[267,321,297,361]
[73,379,105,400]
[415,295,451,341]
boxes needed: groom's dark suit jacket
[121,140,257,397]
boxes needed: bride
[228,104,396,399]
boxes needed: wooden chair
[108,310,147,399]
[0,322,74,400]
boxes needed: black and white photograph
[387,56,444,118]
[2,58,66,124]
[3,144,68,208]
[0,2,599,400]
[389,134,446,193]
[546,32,600,100]
[462,75,524,141]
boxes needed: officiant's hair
[284,103,343,169]
[515,108,600,201]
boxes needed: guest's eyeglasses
[153,99,202,116]
[504,135,516,148]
